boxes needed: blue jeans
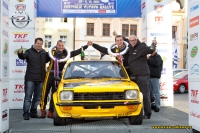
[150,78,160,108]
[23,81,43,116]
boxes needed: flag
[174,33,178,69]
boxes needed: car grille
[74,92,125,100]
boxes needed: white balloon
[107,41,129,57]
[48,45,71,63]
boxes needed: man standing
[127,35,156,119]
[147,49,163,112]
[18,38,49,120]
[40,40,88,118]
[87,35,132,75]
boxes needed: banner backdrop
[37,0,141,18]
[141,0,173,107]
[188,0,200,132]
[9,0,36,109]
[0,0,9,132]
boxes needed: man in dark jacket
[40,40,88,118]
[147,49,163,112]
[127,35,156,119]
[18,38,49,120]
[87,35,132,76]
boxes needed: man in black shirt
[147,49,163,112]
[40,40,88,118]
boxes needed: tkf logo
[161,68,166,74]
[3,1,8,10]
[2,110,8,121]
[190,16,199,28]
[12,98,23,101]
[14,48,27,54]
[142,2,145,9]
[3,43,8,54]
[154,4,163,14]
[190,32,198,41]
[14,84,24,93]
[190,64,199,75]
[3,30,8,37]
[13,33,29,42]
[160,82,167,90]
[190,46,198,58]
[10,4,32,28]
[16,59,27,66]
[2,88,8,103]
[191,89,199,104]
[155,16,163,24]
[157,49,168,53]
[150,33,168,36]
[190,4,199,12]
[160,94,168,101]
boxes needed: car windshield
[63,61,128,79]
[173,71,187,79]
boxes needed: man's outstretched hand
[18,46,23,53]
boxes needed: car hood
[61,79,138,90]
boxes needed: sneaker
[154,107,160,112]
[30,114,40,118]
[40,110,46,118]
[47,111,53,119]
[143,115,151,119]
[23,115,29,120]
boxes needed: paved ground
[173,93,188,113]
[8,92,194,133]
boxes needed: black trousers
[134,75,152,117]
[40,73,56,112]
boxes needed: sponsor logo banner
[190,32,198,41]
[190,64,199,75]
[16,59,27,66]
[12,32,30,42]
[2,88,8,103]
[190,4,199,12]
[191,89,199,104]
[190,16,199,28]
[191,46,198,58]
[2,110,8,121]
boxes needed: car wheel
[178,84,186,93]
[128,107,143,125]
[53,107,66,126]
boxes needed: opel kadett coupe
[53,60,143,126]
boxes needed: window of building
[122,24,129,37]
[130,25,137,36]
[61,18,68,22]
[60,36,67,45]
[122,24,137,37]
[87,23,94,36]
[45,18,52,22]
[102,23,110,36]
[172,26,177,38]
[44,35,52,48]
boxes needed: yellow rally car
[53,60,143,126]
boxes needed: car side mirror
[130,76,136,81]
[54,77,61,81]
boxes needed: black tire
[193,129,200,133]
[128,107,143,125]
[53,107,66,126]
[178,84,186,93]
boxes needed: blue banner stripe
[37,0,141,17]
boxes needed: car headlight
[125,90,138,100]
[60,91,73,100]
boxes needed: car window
[63,61,128,79]
[173,71,188,79]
